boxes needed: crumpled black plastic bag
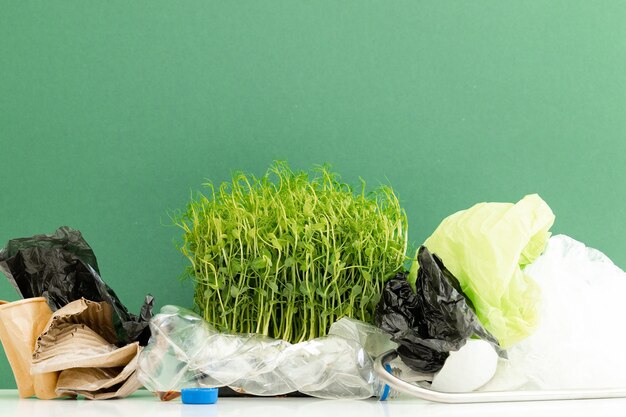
[375,246,500,373]
[0,226,153,346]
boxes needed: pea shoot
[175,162,408,343]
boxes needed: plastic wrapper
[430,339,498,393]
[423,194,555,348]
[0,226,153,345]
[481,235,626,391]
[376,246,499,373]
[137,306,396,399]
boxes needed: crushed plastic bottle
[373,364,400,401]
[137,306,398,399]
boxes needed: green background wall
[1,1,625,389]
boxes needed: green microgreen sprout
[175,162,408,343]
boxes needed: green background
[1,1,625,389]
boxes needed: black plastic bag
[375,246,500,373]
[0,226,153,346]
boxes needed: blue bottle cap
[181,388,219,404]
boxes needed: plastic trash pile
[2,193,626,401]
[376,194,626,394]
[0,227,152,399]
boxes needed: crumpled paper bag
[31,298,142,399]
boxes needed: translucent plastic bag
[482,235,626,391]
[422,194,555,348]
[137,306,396,399]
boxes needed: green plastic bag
[419,194,555,348]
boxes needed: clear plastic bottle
[374,363,401,401]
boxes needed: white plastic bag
[482,234,626,391]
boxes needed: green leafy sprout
[175,162,408,343]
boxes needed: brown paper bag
[56,352,143,399]
[0,298,59,399]
[30,298,142,399]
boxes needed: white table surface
[1,389,626,417]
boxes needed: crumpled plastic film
[376,246,500,373]
[430,339,499,393]
[481,235,626,391]
[0,226,153,345]
[137,306,395,399]
[422,194,555,348]
[328,316,397,358]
